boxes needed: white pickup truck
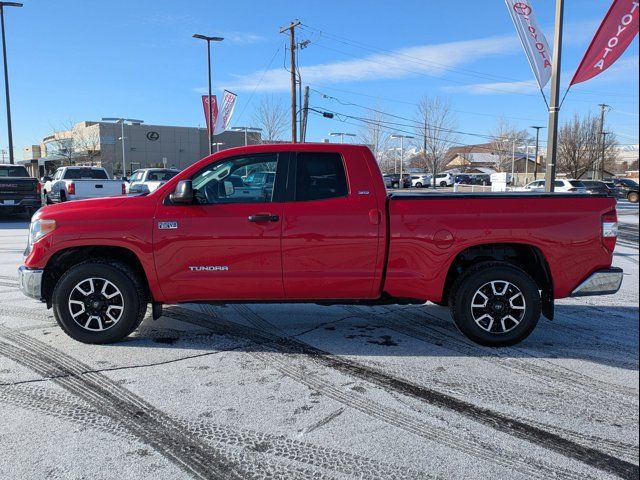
[43,167,125,204]
[126,168,180,194]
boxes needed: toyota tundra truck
[18,144,623,347]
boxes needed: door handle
[248,214,279,222]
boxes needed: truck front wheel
[449,262,541,347]
[52,261,147,344]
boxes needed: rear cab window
[64,168,108,180]
[294,152,348,201]
[0,166,29,177]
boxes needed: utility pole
[301,86,310,142]
[600,131,610,180]
[598,103,610,180]
[193,34,224,155]
[544,0,564,192]
[1,2,22,164]
[530,126,545,180]
[280,20,300,143]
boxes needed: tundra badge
[158,221,179,230]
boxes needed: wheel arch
[42,246,151,308]
[442,242,554,319]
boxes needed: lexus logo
[146,131,160,141]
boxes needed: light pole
[329,132,356,144]
[193,34,224,155]
[390,134,414,189]
[600,132,610,180]
[232,126,263,146]
[0,2,22,164]
[530,126,545,180]
[101,118,144,178]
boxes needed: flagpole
[544,0,564,193]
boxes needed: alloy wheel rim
[470,280,526,335]
[68,278,124,331]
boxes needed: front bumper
[570,268,623,297]
[17,266,43,300]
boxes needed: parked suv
[519,179,587,193]
[411,174,431,188]
[383,174,411,189]
[582,180,614,197]
[434,173,454,187]
[607,178,639,203]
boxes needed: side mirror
[223,180,235,197]
[170,180,193,204]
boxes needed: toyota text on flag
[571,0,639,85]
[505,0,553,89]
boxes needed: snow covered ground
[0,203,637,480]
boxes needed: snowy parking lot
[0,204,638,480]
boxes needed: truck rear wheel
[52,261,147,344]
[449,262,541,347]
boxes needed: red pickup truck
[18,144,622,347]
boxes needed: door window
[294,152,348,201]
[191,153,280,204]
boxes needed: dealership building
[21,120,260,177]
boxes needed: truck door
[153,152,288,302]
[281,151,381,299]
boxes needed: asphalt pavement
[0,204,638,480]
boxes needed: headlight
[28,219,56,247]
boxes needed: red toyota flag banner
[571,0,639,85]
[201,95,218,134]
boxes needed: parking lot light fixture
[329,132,356,144]
[0,2,22,164]
[101,118,144,178]
[193,34,224,155]
[390,134,414,189]
[232,126,263,146]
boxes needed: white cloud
[224,35,520,92]
[443,80,539,95]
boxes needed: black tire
[44,191,52,205]
[449,262,541,347]
[60,191,67,202]
[440,181,447,187]
[628,191,639,203]
[415,182,423,188]
[52,260,147,344]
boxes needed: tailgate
[74,180,123,197]
[0,178,38,200]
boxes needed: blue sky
[2,0,638,157]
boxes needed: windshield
[569,180,585,188]
[0,166,30,177]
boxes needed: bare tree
[489,119,531,173]
[253,95,288,142]
[358,109,391,170]
[557,112,619,179]
[414,96,458,187]
[73,124,102,165]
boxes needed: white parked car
[44,167,125,203]
[434,173,455,187]
[518,179,587,193]
[126,168,180,194]
[411,174,431,188]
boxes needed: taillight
[67,182,75,195]
[602,211,618,252]
[36,182,42,195]
[122,183,126,195]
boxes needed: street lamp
[0,2,22,164]
[390,134,414,189]
[232,126,263,146]
[329,132,356,144]
[193,34,224,156]
[212,142,224,152]
[530,126,545,180]
[101,118,144,178]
